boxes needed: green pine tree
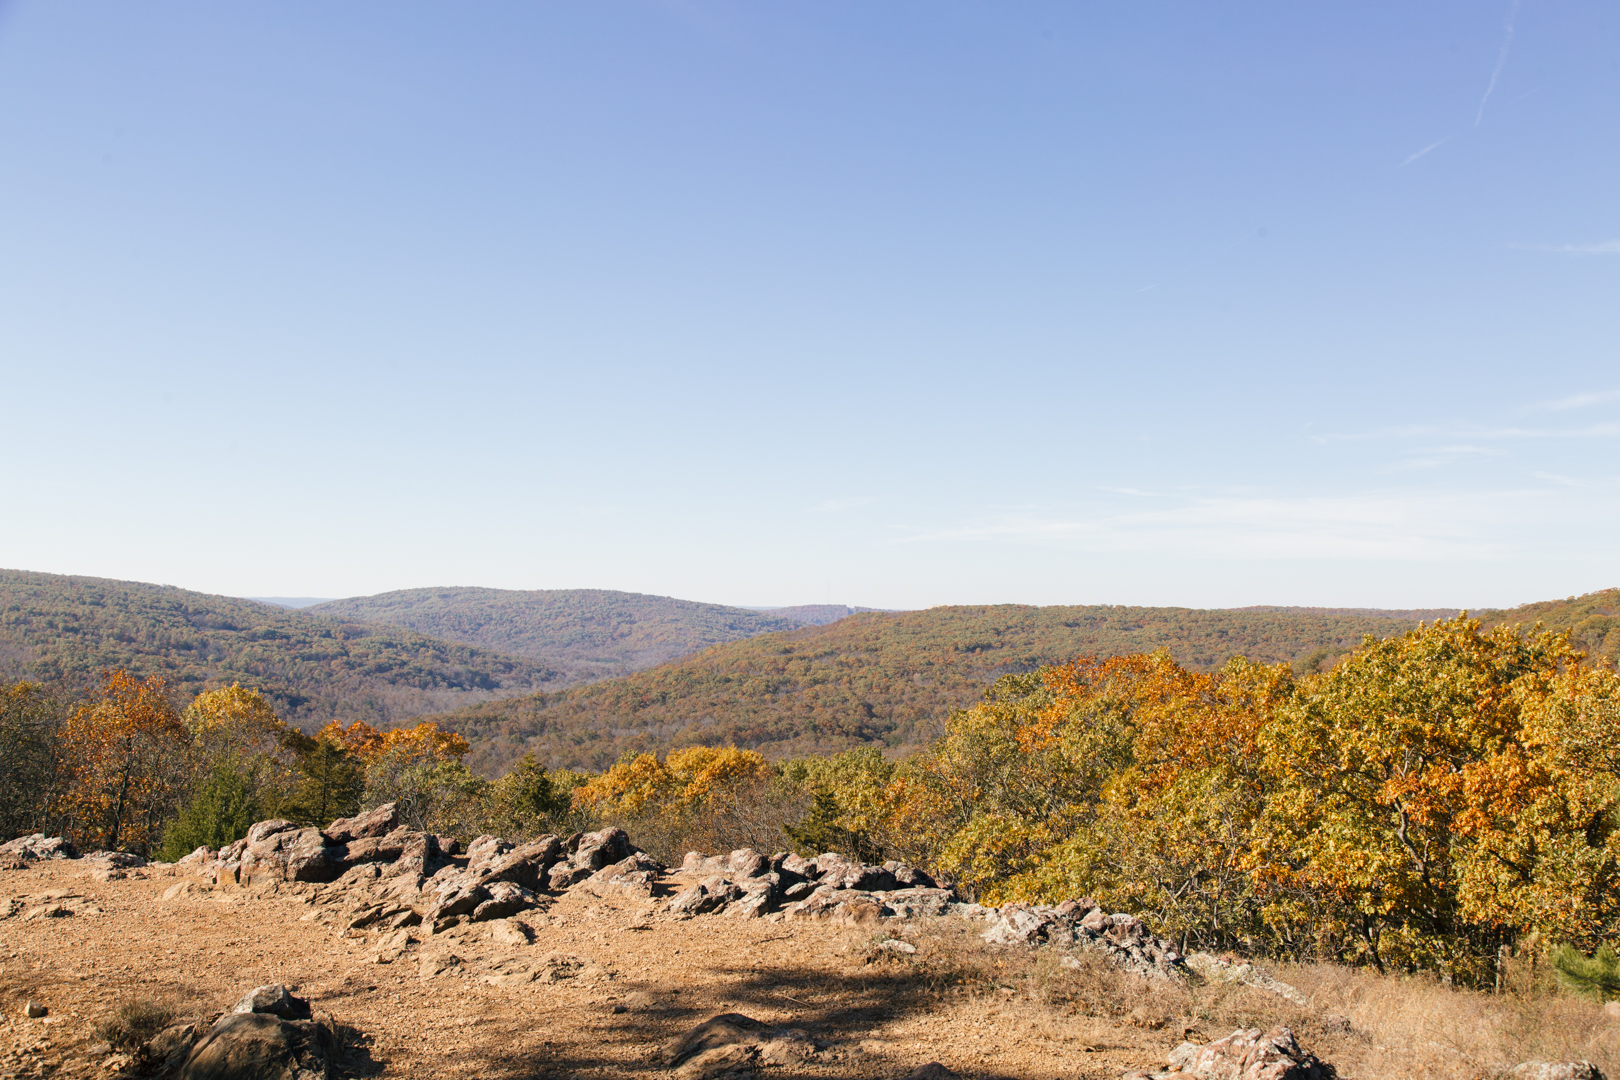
[1551,944,1620,1001]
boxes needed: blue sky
[1,2,1615,610]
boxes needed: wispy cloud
[1510,239,1620,255]
[1476,0,1521,127]
[899,479,1619,564]
[1525,389,1620,412]
[1398,135,1453,168]
[1394,445,1503,470]
[1318,421,1620,443]
[814,496,878,514]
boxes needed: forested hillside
[1478,588,1620,664]
[0,570,556,726]
[306,588,811,683]
[426,602,1467,775]
[749,604,893,626]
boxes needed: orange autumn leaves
[860,616,1620,979]
[52,671,470,855]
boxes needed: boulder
[240,828,344,886]
[885,862,938,889]
[245,820,297,845]
[472,881,540,922]
[323,803,400,844]
[0,834,79,860]
[1164,1026,1331,1080]
[669,876,745,916]
[662,1013,817,1080]
[1509,1065,1606,1080]
[488,919,534,946]
[338,828,425,868]
[583,853,664,900]
[231,984,311,1021]
[83,850,147,868]
[726,849,770,879]
[463,834,514,874]
[177,846,216,867]
[782,886,893,924]
[568,828,635,874]
[175,1010,336,1080]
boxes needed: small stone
[23,1000,46,1018]
[488,919,535,946]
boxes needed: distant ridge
[245,596,335,609]
[426,590,1620,776]
[1226,605,1461,621]
[743,604,897,626]
[0,570,554,727]
[305,587,810,684]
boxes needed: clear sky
[1,2,1615,611]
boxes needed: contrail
[1476,0,1520,127]
[1399,135,1453,167]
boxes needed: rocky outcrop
[978,899,1187,979]
[1124,1026,1333,1080]
[664,848,947,923]
[0,834,80,861]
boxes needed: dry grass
[91,995,176,1048]
[841,921,1620,1080]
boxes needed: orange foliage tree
[56,670,189,855]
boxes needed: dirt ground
[0,859,1197,1080]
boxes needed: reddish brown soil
[0,860,1182,1079]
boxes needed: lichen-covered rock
[0,834,79,860]
[1163,1025,1331,1080]
[669,875,745,916]
[324,803,401,844]
[1509,1064,1607,1080]
[240,828,344,886]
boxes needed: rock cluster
[0,834,79,861]
[1125,1025,1333,1080]
[666,848,956,923]
[975,898,1187,980]
[170,805,642,933]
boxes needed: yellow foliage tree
[57,670,189,855]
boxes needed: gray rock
[231,984,311,1021]
[245,820,297,845]
[176,846,216,867]
[83,850,147,868]
[472,881,540,922]
[898,1065,960,1080]
[571,828,635,873]
[323,803,401,844]
[1510,1064,1607,1080]
[487,919,534,946]
[669,875,745,916]
[1165,1026,1330,1080]
[240,828,344,886]
[0,834,79,860]
[175,1010,336,1080]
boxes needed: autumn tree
[0,680,66,840]
[56,670,189,856]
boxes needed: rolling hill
[304,588,816,683]
[0,570,557,727]
[423,602,1484,776]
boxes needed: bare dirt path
[0,861,1178,1080]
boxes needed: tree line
[5,613,1617,988]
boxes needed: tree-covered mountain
[423,602,1483,775]
[1476,588,1620,666]
[746,604,895,626]
[0,570,556,727]
[305,588,817,683]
